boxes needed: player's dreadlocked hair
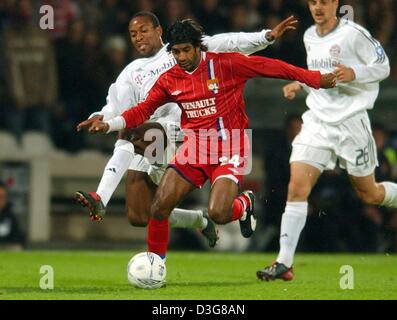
[166,19,208,52]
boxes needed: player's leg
[76,120,217,243]
[128,122,214,233]
[258,111,334,281]
[74,122,165,219]
[208,176,256,237]
[147,167,196,258]
[344,112,397,208]
[208,178,238,224]
[96,129,136,206]
[127,122,167,158]
[350,174,397,208]
[74,130,135,220]
[137,122,217,232]
[125,169,156,227]
[277,162,322,263]
[125,167,217,247]
[257,161,322,281]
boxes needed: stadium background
[0,0,396,254]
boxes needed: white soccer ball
[127,252,166,289]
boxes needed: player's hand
[267,15,298,41]
[283,81,302,100]
[334,64,356,83]
[90,214,103,222]
[76,115,104,132]
[88,121,110,134]
[320,73,337,89]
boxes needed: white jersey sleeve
[202,30,274,55]
[89,64,139,121]
[301,20,390,123]
[350,27,390,84]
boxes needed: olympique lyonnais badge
[207,79,219,94]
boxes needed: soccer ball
[127,252,166,289]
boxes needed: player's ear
[156,25,163,37]
[334,0,339,12]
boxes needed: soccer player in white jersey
[257,0,397,281]
[75,11,297,247]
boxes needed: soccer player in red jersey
[91,19,336,259]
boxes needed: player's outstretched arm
[232,53,336,89]
[77,66,139,133]
[76,114,104,132]
[87,120,110,134]
[265,15,298,42]
[94,79,169,134]
[203,16,297,55]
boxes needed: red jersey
[121,51,321,132]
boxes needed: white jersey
[303,19,390,124]
[91,30,274,126]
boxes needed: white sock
[96,140,134,206]
[381,182,397,208]
[169,208,207,229]
[276,201,308,268]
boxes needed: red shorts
[168,131,250,188]
[168,161,244,188]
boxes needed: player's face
[129,16,163,57]
[171,43,201,72]
[307,0,338,26]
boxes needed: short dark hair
[166,19,208,52]
[131,11,160,28]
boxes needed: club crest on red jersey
[207,79,219,93]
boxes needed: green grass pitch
[0,251,396,300]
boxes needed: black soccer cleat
[74,191,106,221]
[256,262,294,281]
[201,209,219,248]
[238,190,256,238]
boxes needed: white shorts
[128,120,180,185]
[290,110,378,177]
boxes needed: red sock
[231,195,249,221]
[147,218,169,258]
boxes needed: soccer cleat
[74,191,106,221]
[238,190,256,238]
[201,209,219,248]
[256,262,294,281]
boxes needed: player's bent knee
[287,180,311,201]
[356,190,382,206]
[150,203,171,221]
[126,209,148,227]
[208,205,229,225]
